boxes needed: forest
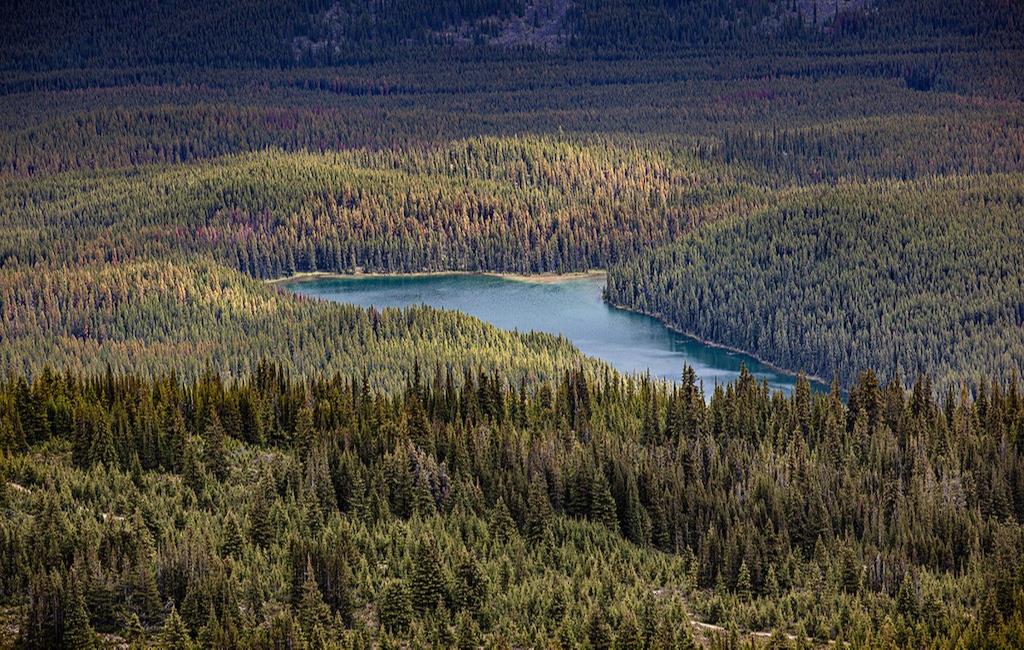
[1,364,1022,648]
[2,0,1024,647]
[605,173,1024,391]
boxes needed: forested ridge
[1,365,1022,647]
[0,259,594,387]
[3,0,1023,68]
[605,173,1024,391]
[0,140,748,276]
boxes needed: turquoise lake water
[285,273,821,395]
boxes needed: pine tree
[63,577,97,650]
[489,497,517,543]
[590,469,619,532]
[588,607,613,650]
[221,512,243,559]
[524,476,553,545]
[410,538,446,614]
[298,558,331,640]
[161,604,193,650]
[614,611,643,650]
[203,411,228,481]
[736,560,752,603]
[379,580,413,633]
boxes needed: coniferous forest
[2,0,1024,648]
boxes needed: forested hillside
[0,139,749,276]
[4,0,1023,68]
[0,259,593,387]
[606,173,1024,391]
[1,365,1022,647]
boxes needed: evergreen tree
[182,437,207,495]
[489,497,517,543]
[63,577,97,650]
[294,402,315,460]
[161,604,193,650]
[410,538,447,614]
[649,613,677,650]
[588,607,613,650]
[379,580,413,633]
[525,476,553,545]
[128,511,162,625]
[203,411,229,481]
[453,555,486,615]
[221,512,243,559]
[249,477,273,549]
[454,610,481,650]
[736,560,752,603]
[590,469,619,532]
[298,558,331,640]
[614,611,643,650]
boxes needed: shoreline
[270,268,828,391]
[267,269,607,286]
[604,299,833,390]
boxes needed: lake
[285,273,820,395]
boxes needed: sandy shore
[267,269,607,285]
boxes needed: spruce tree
[736,560,752,603]
[454,610,481,650]
[453,555,486,615]
[622,473,647,545]
[129,511,162,625]
[614,612,643,650]
[294,402,315,461]
[489,497,517,543]
[410,538,446,614]
[182,437,207,495]
[649,613,677,650]
[203,411,228,481]
[249,477,273,549]
[590,469,619,532]
[588,607,613,650]
[63,578,97,650]
[221,512,243,559]
[678,620,698,650]
[298,558,331,640]
[524,476,553,545]
[379,580,413,633]
[160,604,193,650]
[196,607,222,650]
